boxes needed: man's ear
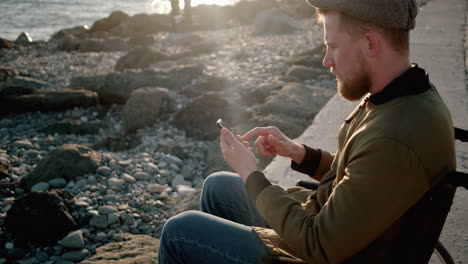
[362,31,380,57]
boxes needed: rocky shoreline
[0,1,336,263]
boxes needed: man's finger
[240,127,275,141]
[255,136,273,156]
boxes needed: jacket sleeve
[290,145,335,181]
[246,138,430,263]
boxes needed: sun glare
[148,0,240,14]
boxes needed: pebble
[148,183,166,194]
[24,149,40,159]
[48,178,67,188]
[94,232,107,242]
[133,171,150,180]
[89,215,108,228]
[107,213,120,225]
[61,248,89,262]
[59,230,85,249]
[13,140,35,149]
[98,205,118,215]
[107,177,125,189]
[121,173,136,183]
[5,242,14,250]
[96,166,112,176]
[0,119,14,128]
[31,182,49,192]
[0,258,6,264]
[35,251,49,262]
[171,175,192,188]
[176,185,196,196]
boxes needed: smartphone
[216,118,225,129]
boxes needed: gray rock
[0,119,15,128]
[35,251,49,262]
[59,230,85,249]
[99,205,118,215]
[0,258,6,264]
[79,37,129,52]
[31,182,49,192]
[108,213,120,225]
[121,173,136,183]
[3,190,78,243]
[0,89,99,115]
[48,178,67,188]
[89,215,108,228]
[115,47,171,71]
[171,175,192,188]
[90,10,129,33]
[133,171,149,180]
[108,177,125,189]
[39,120,103,135]
[96,166,112,176]
[24,149,40,159]
[4,242,14,250]
[20,144,102,191]
[4,76,48,90]
[171,93,251,140]
[95,232,108,242]
[71,65,202,105]
[15,32,33,46]
[61,248,89,262]
[254,9,299,35]
[121,87,173,134]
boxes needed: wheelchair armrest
[296,180,319,190]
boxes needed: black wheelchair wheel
[432,241,455,264]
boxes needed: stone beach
[0,1,337,263]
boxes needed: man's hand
[220,128,258,182]
[240,126,306,164]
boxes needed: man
[158,0,456,263]
[170,0,192,26]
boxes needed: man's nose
[322,52,334,68]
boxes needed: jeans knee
[201,172,238,203]
[161,210,199,241]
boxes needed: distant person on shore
[158,0,456,263]
[170,0,192,27]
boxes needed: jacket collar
[369,64,431,105]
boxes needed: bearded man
[158,0,456,263]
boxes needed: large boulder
[84,233,159,264]
[171,93,251,140]
[3,75,48,90]
[250,83,334,138]
[121,87,175,133]
[253,9,299,35]
[0,38,17,49]
[20,144,102,191]
[50,25,90,42]
[3,190,78,243]
[90,11,129,33]
[39,120,104,135]
[72,64,203,104]
[78,37,129,52]
[110,13,172,37]
[114,47,171,71]
[0,89,99,115]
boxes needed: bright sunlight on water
[0,0,240,41]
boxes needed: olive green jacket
[245,65,456,263]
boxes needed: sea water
[0,0,240,41]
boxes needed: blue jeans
[158,171,271,264]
